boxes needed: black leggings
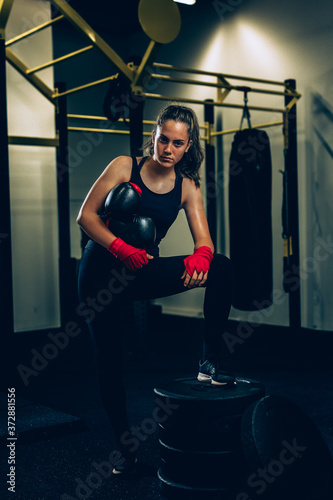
[78,240,233,447]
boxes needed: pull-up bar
[152,62,288,87]
[26,45,94,75]
[5,15,64,46]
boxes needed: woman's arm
[76,156,132,249]
[181,178,214,253]
[181,178,214,288]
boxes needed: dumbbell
[103,182,156,249]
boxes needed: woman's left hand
[181,246,213,288]
[181,269,208,288]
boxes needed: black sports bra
[130,157,183,256]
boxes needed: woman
[77,104,235,474]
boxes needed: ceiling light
[174,0,196,5]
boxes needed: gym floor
[2,317,333,500]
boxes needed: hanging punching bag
[229,128,273,310]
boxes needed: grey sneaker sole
[197,372,237,386]
[197,372,229,386]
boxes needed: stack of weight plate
[154,377,265,499]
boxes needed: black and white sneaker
[197,359,236,386]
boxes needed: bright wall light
[174,0,196,5]
[237,22,283,73]
[199,30,224,72]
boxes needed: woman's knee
[205,253,234,291]
[211,253,233,276]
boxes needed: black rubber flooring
[1,349,333,500]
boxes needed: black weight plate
[154,378,265,416]
[158,410,243,432]
[159,439,246,488]
[159,413,243,452]
[158,467,233,500]
[241,395,333,500]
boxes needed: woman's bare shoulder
[181,177,202,205]
[182,176,197,187]
[102,155,134,182]
[107,155,133,170]
[182,176,200,194]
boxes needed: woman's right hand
[108,238,154,270]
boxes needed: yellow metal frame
[212,120,284,137]
[55,74,119,98]
[5,15,64,45]
[8,135,59,147]
[147,62,301,111]
[2,0,301,149]
[5,48,55,103]
[149,72,291,97]
[132,40,161,88]
[26,45,94,75]
[66,114,208,142]
[142,91,285,113]
[152,63,287,86]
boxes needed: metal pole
[0,34,14,337]
[204,99,217,248]
[284,79,301,329]
[55,81,71,325]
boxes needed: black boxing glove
[103,182,142,221]
[108,215,156,249]
[102,182,156,249]
[133,215,156,248]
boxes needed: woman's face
[153,119,192,168]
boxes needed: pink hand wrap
[183,246,213,276]
[108,237,148,270]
